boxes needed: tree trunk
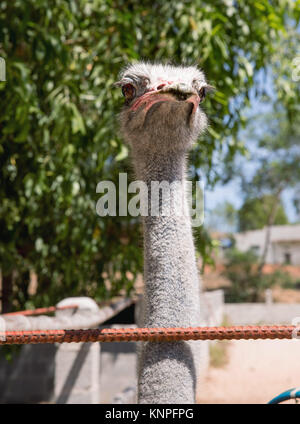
[257,189,283,275]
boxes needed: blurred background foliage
[222,247,293,302]
[0,0,300,312]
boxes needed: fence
[1,289,298,404]
[0,290,225,403]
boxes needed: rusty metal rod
[0,325,298,345]
[2,304,78,317]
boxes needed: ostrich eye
[198,87,206,103]
[122,84,136,101]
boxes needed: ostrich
[116,62,211,404]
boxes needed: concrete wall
[0,344,56,403]
[224,303,300,325]
[100,326,137,404]
[0,297,132,404]
[201,289,224,327]
[55,342,100,404]
[0,336,135,404]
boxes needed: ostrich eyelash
[198,84,214,102]
[198,87,206,102]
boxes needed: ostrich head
[116,62,211,155]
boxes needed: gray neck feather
[133,151,201,404]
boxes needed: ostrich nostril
[157,84,166,90]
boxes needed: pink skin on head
[130,84,200,114]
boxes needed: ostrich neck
[133,151,200,328]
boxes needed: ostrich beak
[186,94,201,113]
[130,91,175,112]
[130,88,201,114]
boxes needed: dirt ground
[197,339,300,404]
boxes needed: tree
[238,109,300,274]
[238,194,289,232]
[0,0,299,312]
[223,247,291,302]
[207,201,238,233]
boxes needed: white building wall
[234,228,265,257]
[273,242,300,266]
[234,225,300,265]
